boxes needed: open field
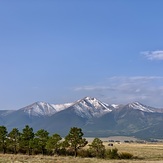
[104,142,163,161]
[0,142,163,163]
[85,136,140,143]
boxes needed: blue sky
[1,0,163,109]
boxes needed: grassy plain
[0,142,163,163]
[106,142,163,161]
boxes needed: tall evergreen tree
[34,129,49,155]
[19,125,34,155]
[64,127,88,157]
[8,128,20,154]
[46,133,62,155]
[0,126,8,154]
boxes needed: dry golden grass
[0,154,163,163]
[0,143,163,163]
[104,142,163,161]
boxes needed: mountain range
[0,96,163,139]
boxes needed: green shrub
[89,138,106,158]
[105,148,119,159]
[119,152,133,159]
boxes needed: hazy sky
[1,0,163,109]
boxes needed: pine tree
[0,126,8,154]
[46,133,62,155]
[7,128,20,154]
[64,127,88,157]
[34,129,49,155]
[89,138,105,158]
[19,125,34,155]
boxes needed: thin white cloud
[74,86,114,91]
[142,50,163,60]
[74,76,163,107]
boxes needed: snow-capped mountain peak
[128,102,155,113]
[71,96,112,118]
[21,101,57,116]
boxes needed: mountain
[21,101,74,117]
[21,102,57,117]
[40,97,114,135]
[67,97,113,119]
[0,97,163,139]
[126,102,163,113]
[112,102,163,138]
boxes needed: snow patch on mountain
[111,104,120,109]
[52,103,73,112]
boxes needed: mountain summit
[126,102,163,113]
[67,97,112,119]
[21,101,57,116]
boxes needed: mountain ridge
[0,96,163,139]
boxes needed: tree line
[0,125,134,159]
